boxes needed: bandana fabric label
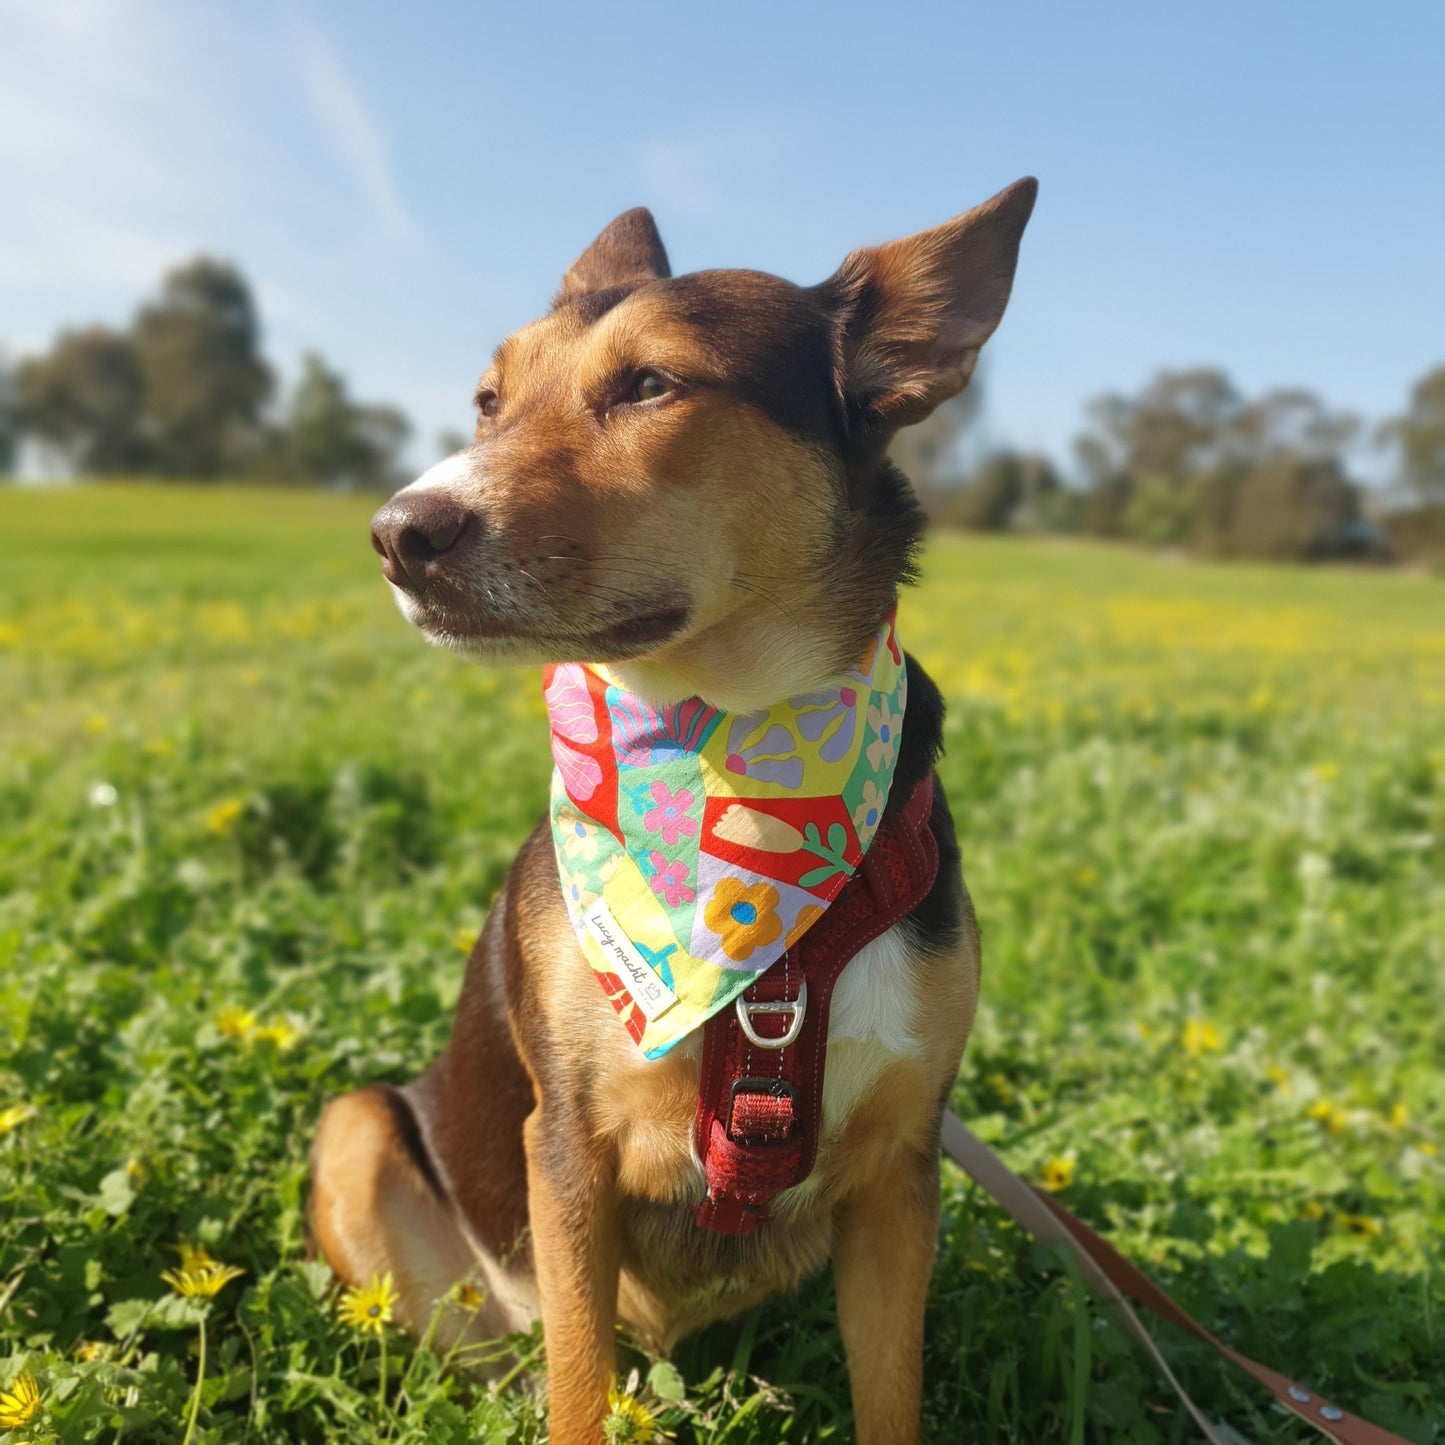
[545,610,907,1059]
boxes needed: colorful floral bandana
[545,609,907,1058]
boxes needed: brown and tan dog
[310,177,1036,1444]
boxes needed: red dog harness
[693,773,941,1234]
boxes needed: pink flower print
[648,852,695,907]
[642,781,698,845]
[544,663,603,803]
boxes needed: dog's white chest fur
[820,922,924,1132]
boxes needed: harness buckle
[735,981,808,1049]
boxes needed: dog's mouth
[405,590,691,662]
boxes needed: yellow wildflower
[451,1281,485,1311]
[1388,1102,1409,1131]
[1133,1020,1154,1040]
[75,1340,107,1362]
[204,797,245,837]
[85,713,110,735]
[1181,1020,1223,1056]
[162,1261,245,1299]
[1299,1200,1325,1221]
[1266,1064,1291,1096]
[1074,865,1098,888]
[454,926,478,954]
[604,1385,659,1444]
[1312,761,1339,783]
[253,1021,299,1050]
[0,621,21,648]
[177,1242,217,1273]
[338,1273,397,1335]
[1308,1098,1349,1136]
[0,1104,36,1136]
[0,1370,41,1429]
[1039,1156,1076,1193]
[1337,1213,1381,1240]
[216,1006,256,1038]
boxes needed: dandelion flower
[0,1370,40,1429]
[451,1281,485,1311]
[1266,1064,1291,1095]
[1299,1200,1325,1222]
[1039,1156,1076,1193]
[204,797,245,837]
[1312,761,1339,783]
[338,1273,397,1335]
[253,1021,299,1050]
[1181,1020,1222,1056]
[177,1242,217,1273]
[1308,1098,1349,1136]
[1388,1102,1409,1131]
[215,1006,256,1039]
[604,1385,659,1444]
[75,1340,107,1363]
[162,1262,245,1299]
[0,1104,36,1136]
[1338,1213,1381,1239]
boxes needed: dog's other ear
[827,177,1037,433]
[558,207,671,301]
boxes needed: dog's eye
[477,390,500,419]
[629,371,671,403]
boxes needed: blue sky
[3,0,1442,478]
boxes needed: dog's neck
[602,586,895,714]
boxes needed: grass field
[2,484,1442,1444]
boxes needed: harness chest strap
[693,773,939,1234]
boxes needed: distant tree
[1237,387,1359,462]
[937,450,1062,532]
[888,373,985,514]
[286,352,411,488]
[0,353,17,475]
[15,327,149,473]
[1077,368,1243,491]
[351,403,412,489]
[1075,368,1365,558]
[1378,365,1445,504]
[1226,455,1361,560]
[132,257,272,477]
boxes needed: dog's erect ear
[558,207,671,301]
[826,177,1037,432]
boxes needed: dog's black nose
[370,493,474,591]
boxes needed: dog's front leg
[524,1109,620,1444]
[832,1147,942,1445]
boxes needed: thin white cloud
[636,123,793,222]
[288,13,421,245]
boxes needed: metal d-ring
[735,982,808,1049]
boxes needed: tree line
[915,364,1445,565]
[0,258,412,489]
[4,257,1443,567]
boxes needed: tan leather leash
[940,1113,1414,1445]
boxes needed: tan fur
[321,180,1035,1443]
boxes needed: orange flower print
[705,879,783,962]
[785,903,824,949]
